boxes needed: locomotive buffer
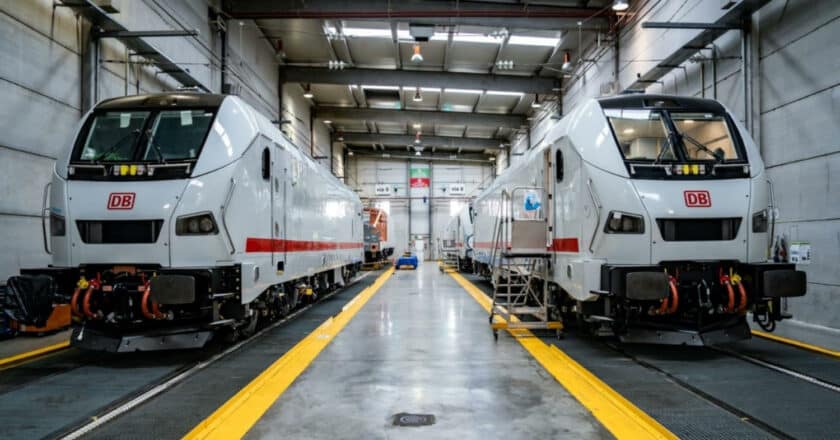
[488,187,562,339]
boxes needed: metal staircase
[488,187,562,339]
[437,238,459,273]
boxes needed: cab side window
[555,149,564,182]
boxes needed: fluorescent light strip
[342,27,393,38]
[444,88,483,94]
[508,35,560,47]
[486,90,524,96]
[452,34,501,44]
[396,30,448,41]
[361,85,401,91]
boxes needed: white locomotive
[472,94,806,345]
[14,92,363,351]
[443,205,475,271]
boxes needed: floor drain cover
[392,413,435,427]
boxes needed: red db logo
[107,192,135,210]
[684,190,711,207]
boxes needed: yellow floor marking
[183,268,395,440]
[751,330,840,359]
[0,341,70,369]
[448,271,677,440]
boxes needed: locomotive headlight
[604,211,644,234]
[49,213,66,236]
[176,212,219,235]
[752,209,769,233]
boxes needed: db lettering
[108,192,136,210]
[684,190,711,207]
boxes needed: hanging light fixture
[531,94,542,109]
[411,43,424,63]
[413,87,423,102]
[303,84,314,99]
[414,131,422,144]
[612,0,629,11]
[561,51,573,72]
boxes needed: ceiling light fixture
[486,90,524,97]
[413,88,423,102]
[412,123,422,130]
[411,43,424,63]
[453,33,501,44]
[323,120,332,124]
[415,151,421,156]
[508,35,560,47]
[414,131,422,144]
[444,88,483,94]
[612,0,629,11]
[302,84,314,99]
[531,95,542,109]
[495,60,515,70]
[348,150,354,156]
[561,51,573,72]
[361,85,401,91]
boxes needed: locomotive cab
[473,94,807,346]
[581,95,806,344]
[11,93,364,351]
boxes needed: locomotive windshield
[75,109,215,162]
[605,108,747,179]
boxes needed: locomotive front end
[591,96,806,345]
[32,93,250,351]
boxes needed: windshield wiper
[92,129,141,162]
[681,133,724,163]
[148,140,167,164]
[653,133,678,165]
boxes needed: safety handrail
[220,178,237,254]
[586,178,602,253]
[41,182,52,255]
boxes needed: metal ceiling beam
[222,0,610,30]
[641,22,744,30]
[341,133,500,151]
[625,0,769,92]
[280,67,559,94]
[347,150,493,163]
[317,107,526,129]
[61,0,209,91]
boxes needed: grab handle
[586,178,601,253]
[220,178,237,254]
[41,182,52,255]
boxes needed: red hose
[141,283,165,320]
[82,286,97,319]
[737,283,748,314]
[70,287,82,317]
[668,277,679,314]
[725,283,736,313]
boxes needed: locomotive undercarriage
[564,261,805,345]
[15,263,361,352]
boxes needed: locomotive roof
[96,92,226,110]
[597,94,726,112]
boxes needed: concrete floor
[245,264,610,439]
[0,329,70,359]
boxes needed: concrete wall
[346,157,493,260]
[0,0,333,282]
[518,0,839,329]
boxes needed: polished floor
[245,264,609,439]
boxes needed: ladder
[438,239,459,273]
[488,187,562,339]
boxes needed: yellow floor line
[0,340,70,369]
[183,268,395,440]
[751,329,840,359]
[448,271,677,440]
